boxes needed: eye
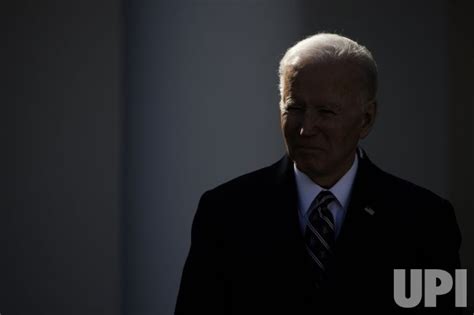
[285,104,305,112]
[319,108,336,116]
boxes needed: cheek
[336,118,364,143]
[281,115,299,135]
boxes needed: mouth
[297,146,324,151]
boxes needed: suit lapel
[270,155,321,290]
[272,155,306,250]
[333,149,380,260]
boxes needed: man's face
[280,60,375,186]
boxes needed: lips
[298,146,324,151]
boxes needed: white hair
[278,33,378,106]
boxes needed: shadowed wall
[2,1,121,314]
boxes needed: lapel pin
[364,206,375,216]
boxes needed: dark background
[2,1,473,314]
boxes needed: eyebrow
[285,98,342,111]
[282,98,298,108]
[319,102,342,111]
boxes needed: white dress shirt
[293,153,359,238]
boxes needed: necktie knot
[308,190,336,219]
[313,190,336,209]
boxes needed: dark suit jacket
[175,152,462,315]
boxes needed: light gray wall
[127,0,474,314]
[123,2,304,314]
[2,1,122,314]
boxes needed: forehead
[287,60,365,103]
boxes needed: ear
[360,100,377,139]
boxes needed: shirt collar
[293,153,359,214]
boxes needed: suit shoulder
[193,160,280,223]
[204,160,280,198]
[373,165,451,209]
[366,161,460,246]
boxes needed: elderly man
[175,33,461,314]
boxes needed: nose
[299,110,320,136]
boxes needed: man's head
[279,33,378,188]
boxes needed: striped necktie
[304,190,337,287]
